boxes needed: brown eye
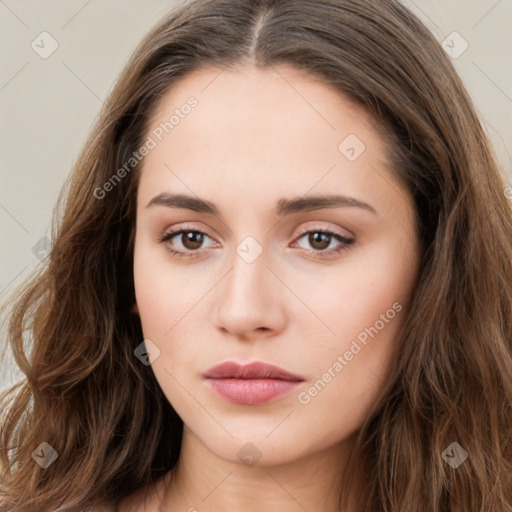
[158,228,217,259]
[308,232,332,250]
[180,231,204,250]
[293,228,354,259]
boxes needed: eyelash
[157,226,354,260]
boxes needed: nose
[214,243,286,340]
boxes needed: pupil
[310,232,330,250]
[180,231,333,251]
[184,231,203,249]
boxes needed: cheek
[133,238,205,338]
[290,302,408,445]
[133,246,207,405]
[292,241,416,404]
[294,240,414,348]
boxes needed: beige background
[1,0,511,392]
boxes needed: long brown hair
[1,0,511,510]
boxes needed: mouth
[203,361,305,405]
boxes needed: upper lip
[204,361,304,382]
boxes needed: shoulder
[116,472,172,512]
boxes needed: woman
[1,0,511,511]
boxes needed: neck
[159,425,362,512]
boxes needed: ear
[131,302,139,314]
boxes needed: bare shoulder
[117,472,172,512]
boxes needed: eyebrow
[146,193,377,216]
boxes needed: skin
[122,63,421,512]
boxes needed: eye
[292,227,354,258]
[157,228,217,259]
[156,225,354,260]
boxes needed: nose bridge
[214,233,285,335]
[225,236,271,309]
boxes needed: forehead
[137,64,409,218]
[147,63,378,153]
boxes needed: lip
[204,361,304,381]
[203,361,305,405]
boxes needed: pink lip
[203,361,304,405]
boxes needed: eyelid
[156,221,355,259]
[158,222,217,241]
[158,222,351,243]
[294,222,353,239]
[156,223,220,248]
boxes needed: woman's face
[133,64,421,466]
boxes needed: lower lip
[206,378,303,405]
